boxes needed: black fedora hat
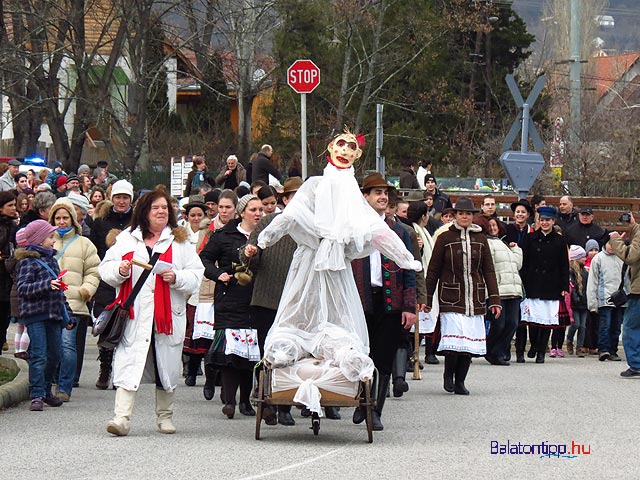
[510,199,534,216]
[452,196,480,213]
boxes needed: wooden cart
[254,364,375,443]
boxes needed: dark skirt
[205,329,256,371]
[183,304,213,356]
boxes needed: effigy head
[326,129,365,169]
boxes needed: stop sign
[287,59,321,94]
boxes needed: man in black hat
[351,172,417,431]
[0,159,22,191]
[97,160,118,185]
[564,206,609,249]
[423,174,452,214]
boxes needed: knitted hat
[56,176,68,188]
[585,239,600,252]
[236,194,258,214]
[110,180,134,199]
[65,175,79,185]
[204,190,221,204]
[67,192,90,214]
[23,219,57,246]
[569,245,586,261]
[77,164,91,175]
[15,227,28,247]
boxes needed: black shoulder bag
[94,252,161,350]
[608,263,629,308]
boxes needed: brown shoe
[567,342,574,355]
[14,351,29,360]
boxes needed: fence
[399,190,640,232]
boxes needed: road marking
[237,445,350,480]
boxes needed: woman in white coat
[99,189,204,436]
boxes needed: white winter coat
[587,250,626,312]
[99,225,204,391]
[487,237,523,298]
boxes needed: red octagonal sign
[287,59,321,94]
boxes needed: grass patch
[0,364,17,386]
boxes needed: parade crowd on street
[2,145,640,436]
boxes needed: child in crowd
[12,228,29,360]
[566,245,589,357]
[15,220,75,411]
[584,239,599,271]
[587,240,626,362]
[423,193,437,218]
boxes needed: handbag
[94,252,160,350]
[608,263,628,308]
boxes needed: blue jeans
[598,306,623,355]
[57,321,77,395]
[623,298,640,370]
[567,309,588,349]
[486,298,521,359]
[26,320,62,399]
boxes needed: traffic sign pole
[301,93,307,179]
[287,60,320,180]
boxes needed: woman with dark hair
[425,197,501,395]
[485,217,523,366]
[519,206,569,364]
[407,201,440,364]
[0,191,18,353]
[99,189,204,436]
[257,185,279,215]
[287,154,302,178]
[16,193,30,218]
[199,194,263,419]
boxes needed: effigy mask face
[327,133,362,169]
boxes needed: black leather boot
[392,348,410,398]
[371,374,390,431]
[443,353,456,393]
[536,352,545,364]
[324,406,341,420]
[184,355,199,386]
[353,375,375,425]
[454,355,471,395]
[425,337,440,364]
[95,347,113,390]
[203,364,216,400]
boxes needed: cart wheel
[255,370,265,440]
[311,412,320,436]
[365,379,373,444]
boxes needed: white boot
[155,389,176,434]
[107,388,136,436]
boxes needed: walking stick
[412,305,421,380]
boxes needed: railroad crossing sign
[500,74,547,199]
[502,75,546,152]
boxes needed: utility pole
[569,0,581,148]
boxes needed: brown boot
[567,342,574,355]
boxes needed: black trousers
[528,326,552,353]
[74,315,90,384]
[250,306,277,356]
[365,290,403,376]
[0,301,10,347]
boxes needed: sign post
[500,75,546,199]
[287,60,321,179]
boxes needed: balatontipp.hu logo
[490,440,591,459]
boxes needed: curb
[0,356,29,410]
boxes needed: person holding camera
[608,213,640,377]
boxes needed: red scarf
[108,247,174,335]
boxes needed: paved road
[2,330,639,480]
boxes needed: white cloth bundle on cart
[272,358,360,416]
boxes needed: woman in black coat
[519,206,569,363]
[199,194,263,419]
[0,192,18,352]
